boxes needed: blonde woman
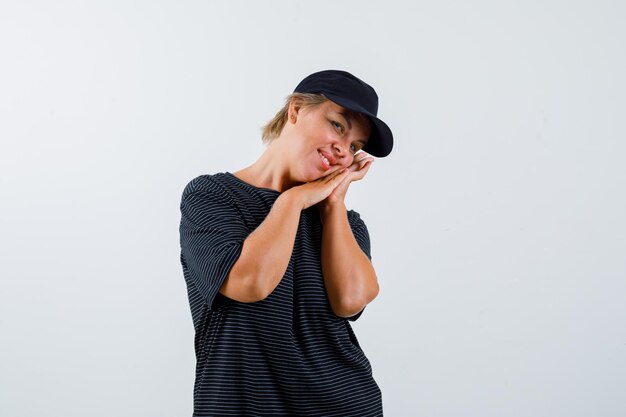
[179,69,393,416]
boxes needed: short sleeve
[345,209,373,321]
[179,177,250,310]
[347,209,372,261]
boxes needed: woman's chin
[300,169,323,182]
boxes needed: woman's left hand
[317,152,375,210]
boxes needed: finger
[317,164,347,181]
[327,164,346,176]
[346,158,373,176]
[357,158,373,172]
[314,168,340,183]
[351,160,373,180]
[333,170,354,195]
[356,155,374,165]
[353,151,373,162]
[325,168,350,183]
[359,157,374,170]
[352,155,374,169]
[355,150,372,157]
[344,158,369,174]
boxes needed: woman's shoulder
[182,172,231,195]
[180,173,241,211]
[179,172,248,218]
[182,171,274,207]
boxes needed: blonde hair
[261,92,328,144]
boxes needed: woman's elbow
[336,290,379,318]
[219,269,268,303]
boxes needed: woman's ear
[287,99,302,124]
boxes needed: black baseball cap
[293,69,394,157]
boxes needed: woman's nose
[333,142,350,165]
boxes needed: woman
[179,69,394,416]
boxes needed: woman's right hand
[287,167,351,210]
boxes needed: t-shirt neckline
[224,172,282,195]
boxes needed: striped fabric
[179,172,383,416]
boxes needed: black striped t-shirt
[179,172,383,416]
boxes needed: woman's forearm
[219,190,302,302]
[320,202,379,317]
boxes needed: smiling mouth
[318,151,331,168]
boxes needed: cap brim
[323,93,394,157]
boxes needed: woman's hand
[286,165,351,210]
[318,152,375,210]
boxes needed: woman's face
[286,99,372,182]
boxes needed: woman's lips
[318,151,331,170]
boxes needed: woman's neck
[232,144,302,193]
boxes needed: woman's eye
[331,121,343,133]
[350,144,357,152]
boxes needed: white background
[1,1,625,416]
